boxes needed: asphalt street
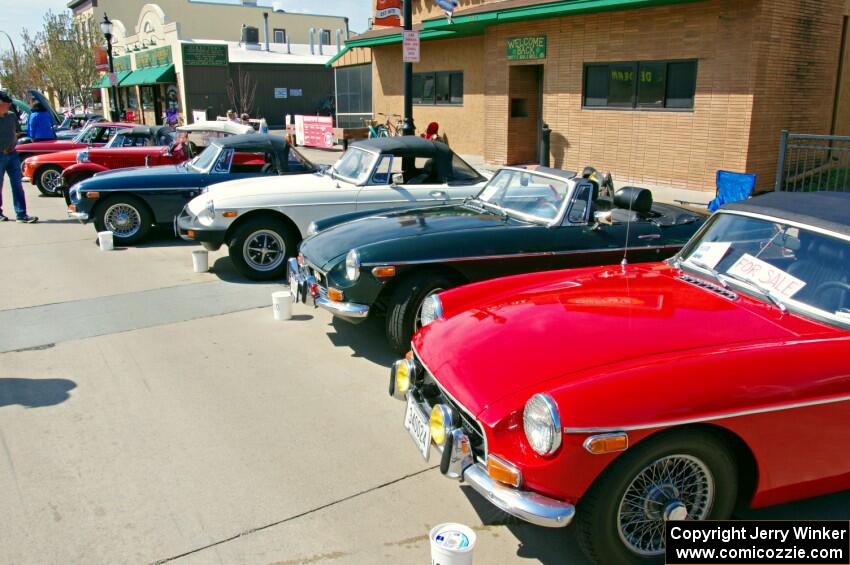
[1,171,848,565]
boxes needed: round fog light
[394,359,413,395]
[430,404,453,446]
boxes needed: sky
[0,0,373,51]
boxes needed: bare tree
[226,65,257,116]
[20,11,100,109]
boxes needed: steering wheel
[814,281,850,305]
[535,198,560,217]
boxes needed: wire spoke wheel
[104,203,142,238]
[243,229,286,272]
[41,169,62,193]
[617,454,714,557]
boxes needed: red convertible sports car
[390,191,850,564]
[16,121,133,162]
[22,125,173,196]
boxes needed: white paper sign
[403,30,420,63]
[192,110,207,124]
[290,88,303,97]
[274,88,288,99]
[726,253,807,299]
[690,242,731,269]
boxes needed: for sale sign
[301,115,335,149]
[726,253,807,299]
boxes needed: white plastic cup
[97,231,114,251]
[272,290,293,321]
[192,249,209,273]
[429,523,476,565]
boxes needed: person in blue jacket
[27,100,56,141]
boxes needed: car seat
[611,186,653,223]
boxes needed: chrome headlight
[523,393,562,456]
[197,200,215,226]
[345,249,360,281]
[76,150,89,163]
[419,294,443,328]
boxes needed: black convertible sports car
[291,166,708,352]
[67,134,315,244]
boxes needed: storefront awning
[120,65,177,87]
[93,70,133,89]
[330,0,701,66]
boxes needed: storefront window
[335,64,373,129]
[583,60,697,110]
[141,86,155,111]
[413,71,463,106]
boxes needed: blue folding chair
[676,170,757,211]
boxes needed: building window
[321,29,331,45]
[274,29,286,43]
[413,71,463,106]
[583,60,697,110]
[335,64,373,129]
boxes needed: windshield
[189,144,221,172]
[679,212,850,325]
[477,169,571,222]
[332,148,377,184]
[72,123,96,143]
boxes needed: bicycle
[366,113,403,137]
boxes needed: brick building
[332,0,850,195]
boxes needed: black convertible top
[215,133,289,151]
[352,136,452,158]
[723,191,850,237]
[117,125,174,138]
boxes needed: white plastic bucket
[272,290,293,321]
[97,231,114,251]
[192,249,209,273]
[429,523,476,565]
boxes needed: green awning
[93,70,132,89]
[120,65,177,87]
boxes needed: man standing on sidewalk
[0,91,37,223]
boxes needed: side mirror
[391,172,404,187]
[592,211,613,230]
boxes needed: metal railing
[775,130,850,192]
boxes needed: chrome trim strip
[412,343,489,461]
[720,210,850,244]
[462,463,574,528]
[315,296,369,319]
[564,393,850,434]
[362,244,683,268]
[67,211,89,221]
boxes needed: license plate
[404,396,431,461]
[289,275,299,301]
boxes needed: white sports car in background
[176,137,488,280]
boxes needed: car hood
[25,148,81,164]
[79,164,198,190]
[301,204,521,270]
[201,171,341,204]
[20,140,83,152]
[413,264,823,417]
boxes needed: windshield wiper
[718,271,788,313]
[678,257,729,288]
[478,200,509,221]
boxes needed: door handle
[638,234,662,240]
[429,190,448,198]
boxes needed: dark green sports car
[290,166,707,352]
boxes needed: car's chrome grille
[678,274,739,301]
[413,362,487,463]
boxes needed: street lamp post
[0,30,21,99]
[100,13,121,122]
[400,0,415,136]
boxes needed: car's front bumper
[393,381,575,529]
[175,207,226,249]
[287,258,369,321]
[66,204,89,222]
